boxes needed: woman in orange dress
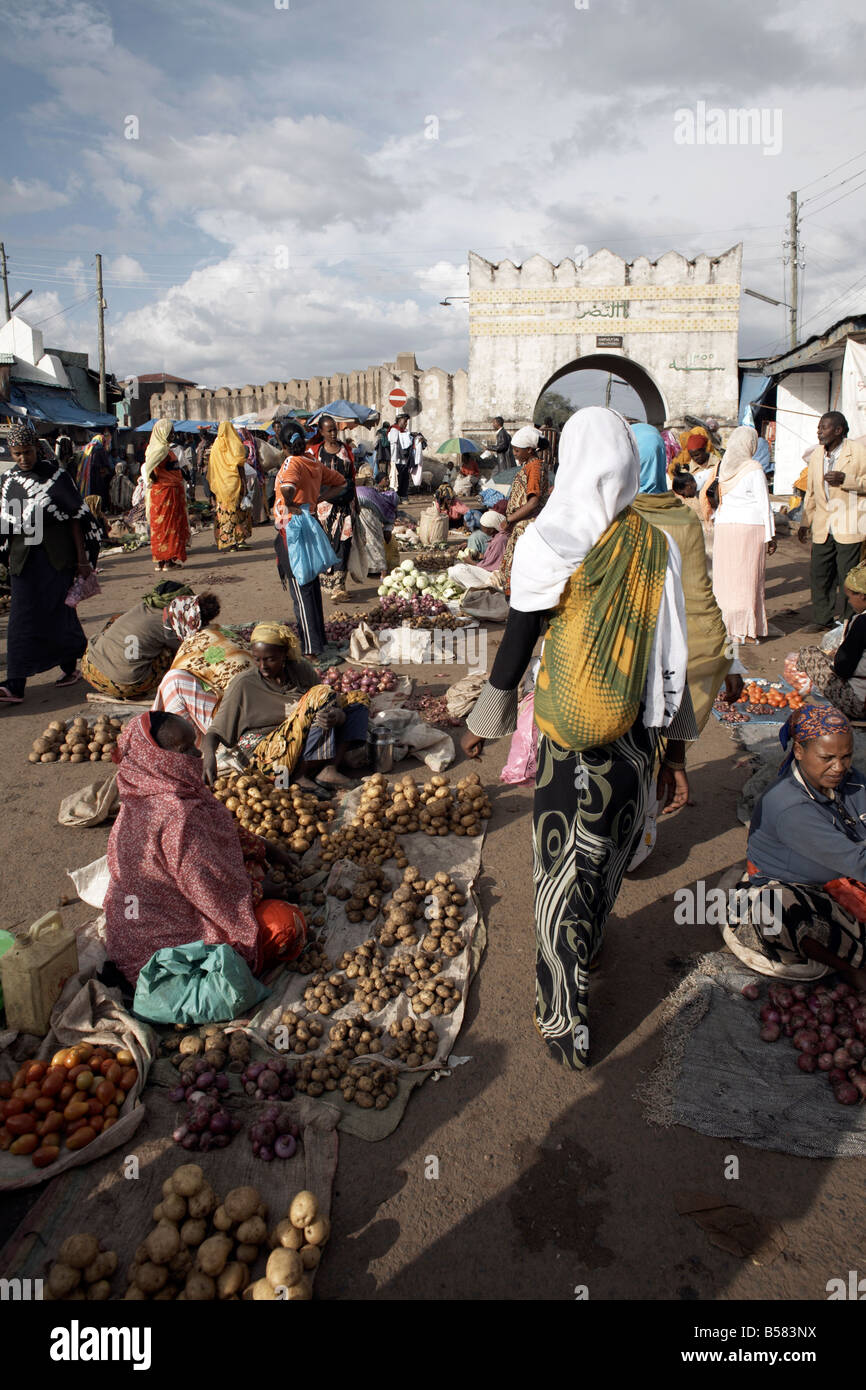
[144,417,190,571]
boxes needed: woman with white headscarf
[144,417,190,571]
[711,425,776,643]
[461,407,698,1071]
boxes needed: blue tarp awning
[10,383,117,429]
[307,399,377,426]
[738,372,772,427]
[135,418,217,433]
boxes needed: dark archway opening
[533,354,667,428]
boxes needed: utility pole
[0,243,10,322]
[95,253,107,412]
[787,191,799,348]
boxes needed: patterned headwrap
[844,563,866,595]
[779,704,851,772]
[250,621,301,659]
[164,596,202,641]
[7,420,38,448]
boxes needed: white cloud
[0,177,69,214]
[106,255,146,283]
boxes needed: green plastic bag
[132,941,269,1025]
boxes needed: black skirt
[6,547,86,681]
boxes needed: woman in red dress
[144,417,191,571]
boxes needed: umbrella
[307,399,377,426]
[436,437,480,456]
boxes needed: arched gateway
[462,245,742,434]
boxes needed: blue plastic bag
[463,509,484,531]
[285,504,340,586]
[132,941,269,1025]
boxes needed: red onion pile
[241,1058,295,1102]
[323,666,398,694]
[170,1090,242,1152]
[746,979,866,1105]
[405,692,462,728]
[249,1105,300,1163]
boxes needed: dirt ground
[2,505,865,1302]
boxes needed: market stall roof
[742,313,866,377]
[9,382,117,428]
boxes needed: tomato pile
[0,1043,138,1167]
[736,681,806,715]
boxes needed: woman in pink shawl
[104,712,298,985]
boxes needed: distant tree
[533,390,574,428]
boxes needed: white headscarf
[480,510,505,531]
[511,407,639,612]
[510,405,689,731]
[718,425,762,498]
[511,425,541,449]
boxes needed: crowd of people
[3,401,866,1073]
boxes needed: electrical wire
[32,291,98,327]
[801,177,866,222]
[798,148,866,193]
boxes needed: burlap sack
[460,588,509,622]
[58,771,119,827]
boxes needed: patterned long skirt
[149,468,190,564]
[726,874,866,973]
[795,644,866,719]
[213,501,248,550]
[81,641,173,701]
[533,721,658,1070]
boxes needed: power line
[32,291,97,327]
[801,176,866,221]
[797,147,866,193]
[800,165,866,208]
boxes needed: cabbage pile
[378,558,463,603]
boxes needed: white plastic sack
[821,623,845,654]
[68,855,111,909]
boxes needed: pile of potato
[316,821,404,870]
[339,1060,399,1110]
[354,771,491,838]
[405,974,460,1017]
[28,716,122,765]
[378,867,466,953]
[124,1168,320,1301]
[272,1011,325,1054]
[211,770,336,849]
[160,1023,250,1074]
[328,866,390,924]
[284,936,332,976]
[248,1190,329,1300]
[302,972,351,1017]
[385,1016,440,1068]
[328,1017,384,1058]
[343,947,405,1012]
[45,1235,117,1301]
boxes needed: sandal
[0,686,23,705]
[55,670,81,688]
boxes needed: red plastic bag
[500,693,538,785]
[255,900,307,964]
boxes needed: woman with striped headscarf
[201,621,370,795]
[725,705,866,987]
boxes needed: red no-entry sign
[388,387,407,410]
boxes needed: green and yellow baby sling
[534,506,669,751]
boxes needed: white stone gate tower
[463,245,742,431]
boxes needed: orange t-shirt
[524,457,543,498]
[273,454,345,528]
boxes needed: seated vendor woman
[201,621,370,796]
[103,712,305,988]
[794,562,866,720]
[81,580,220,700]
[726,705,866,989]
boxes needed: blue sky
[1,0,864,395]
